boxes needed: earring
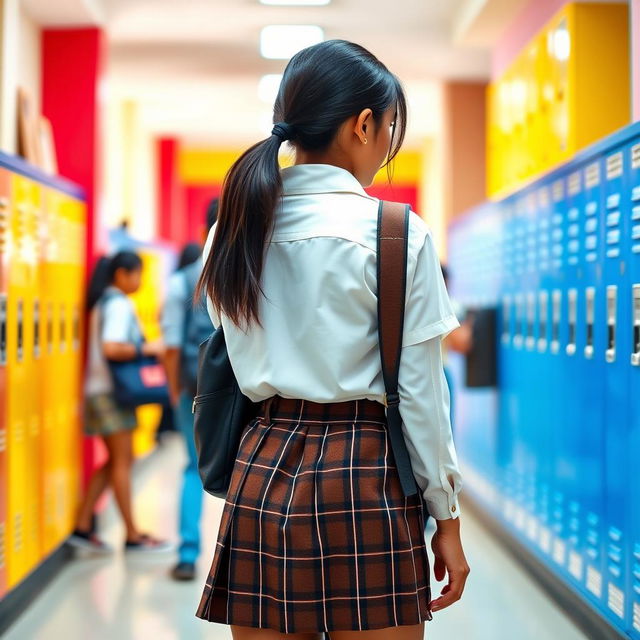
[364,138,368,145]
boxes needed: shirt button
[451,505,457,512]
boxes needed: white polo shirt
[203,163,462,520]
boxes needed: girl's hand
[430,517,470,612]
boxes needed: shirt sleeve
[161,272,188,348]
[101,296,135,344]
[403,229,460,346]
[202,224,221,328]
[398,225,462,519]
[398,336,463,519]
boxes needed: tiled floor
[6,433,588,640]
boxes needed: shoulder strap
[377,200,417,497]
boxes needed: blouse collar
[281,163,371,199]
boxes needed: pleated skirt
[196,396,433,633]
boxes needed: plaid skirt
[196,396,433,633]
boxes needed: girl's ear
[354,108,372,144]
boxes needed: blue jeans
[176,392,203,564]
[443,365,455,437]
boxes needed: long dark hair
[87,250,142,311]
[197,39,407,327]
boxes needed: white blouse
[203,163,462,520]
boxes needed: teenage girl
[69,251,170,553]
[197,40,469,640]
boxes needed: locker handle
[47,303,54,354]
[566,290,577,356]
[17,299,24,362]
[33,299,40,359]
[0,294,6,366]
[584,288,594,360]
[551,290,561,354]
[632,285,640,366]
[538,292,548,352]
[606,286,617,364]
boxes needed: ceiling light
[260,0,330,5]
[260,25,324,59]
[258,74,283,103]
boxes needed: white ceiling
[31,0,495,146]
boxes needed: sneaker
[125,533,173,554]
[67,529,114,555]
[170,561,196,581]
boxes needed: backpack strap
[377,200,418,497]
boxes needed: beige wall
[0,0,41,154]
[442,82,487,222]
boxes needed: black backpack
[192,327,258,498]
[180,261,214,397]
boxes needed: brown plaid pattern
[196,396,433,633]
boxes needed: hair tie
[271,122,295,142]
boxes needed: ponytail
[86,251,142,311]
[197,39,407,328]
[197,133,284,327]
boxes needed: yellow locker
[487,2,630,198]
[58,194,84,536]
[40,188,63,555]
[7,174,42,586]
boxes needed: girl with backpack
[196,40,469,639]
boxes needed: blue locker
[577,157,607,609]
[548,176,572,574]
[624,138,640,639]
[550,168,586,592]
[602,146,632,633]
[533,184,554,556]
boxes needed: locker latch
[538,291,548,352]
[584,288,594,360]
[632,285,640,366]
[33,299,40,359]
[17,299,24,363]
[606,286,617,364]
[526,293,536,351]
[0,294,6,366]
[551,290,561,354]
[566,289,577,356]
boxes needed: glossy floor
[6,433,588,640]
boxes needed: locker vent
[552,179,564,202]
[632,143,640,170]
[585,162,600,188]
[537,186,550,208]
[568,171,581,195]
[607,583,624,618]
[633,602,640,632]
[587,566,602,597]
[568,551,583,580]
[606,152,623,180]
[13,513,23,552]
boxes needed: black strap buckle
[384,392,400,408]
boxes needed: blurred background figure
[161,199,218,581]
[440,263,473,430]
[69,251,170,553]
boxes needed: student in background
[161,200,218,581]
[69,251,170,554]
[441,264,473,428]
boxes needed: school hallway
[4,433,588,640]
